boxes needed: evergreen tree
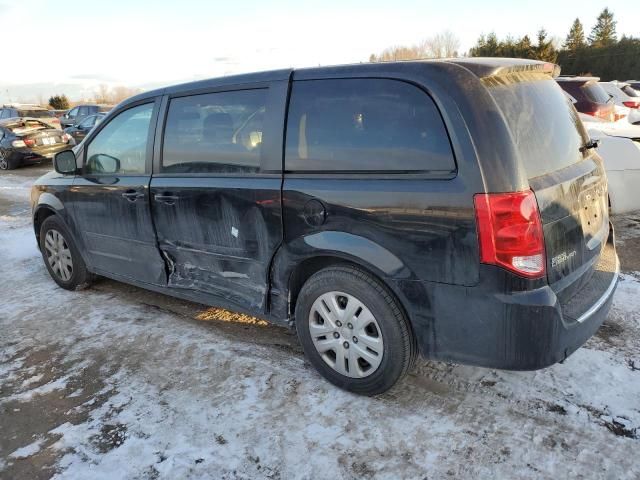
[535,29,557,62]
[48,95,70,110]
[589,8,617,47]
[564,18,586,50]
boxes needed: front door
[150,83,287,313]
[70,100,166,285]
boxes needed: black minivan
[31,58,619,395]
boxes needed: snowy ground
[0,165,639,480]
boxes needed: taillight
[474,191,546,279]
[62,133,71,143]
[23,138,36,148]
[623,101,640,109]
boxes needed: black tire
[0,152,15,170]
[295,266,416,395]
[39,215,93,290]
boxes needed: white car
[579,113,640,213]
[599,82,640,125]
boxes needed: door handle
[154,193,180,205]
[122,190,144,201]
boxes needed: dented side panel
[149,176,282,311]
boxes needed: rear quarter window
[487,75,589,179]
[285,78,455,173]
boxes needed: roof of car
[120,57,556,108]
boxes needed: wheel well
[33,207,56,244]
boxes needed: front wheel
[39,215,93,290]
[295,266,415,395]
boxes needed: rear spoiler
[446,58,561,81]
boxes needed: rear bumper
[9,144,73,166]
[400,225,619,370]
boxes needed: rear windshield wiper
[580,139,600,153]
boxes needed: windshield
[487,74,589,179]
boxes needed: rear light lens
[623,101,640,109]
[62,133,71,143]
[23,138,36,148]
[474,191,546,279]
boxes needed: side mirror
[53,150,77,174]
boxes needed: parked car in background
[556,76,615,122]
[615,81,640,98]
[599,82,640,124]
[625,80,640,91]
[31,59,619,395]
[0,104,61,129]
[0,118,74,170]
[64,112,106,143]
[49,109,68,118]
[580,112,640,214]
[60,104,112,128]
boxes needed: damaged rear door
[150,81,288,313]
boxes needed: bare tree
[420,30,460,58]
[370,31,460,62]
[94,84,111,104]
[93,85,142,104]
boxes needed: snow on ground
[0,166,639,480]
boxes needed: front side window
[285,79,455,173]
[68,107,79,118]
[162,89,267,174]
[85,103,153,175]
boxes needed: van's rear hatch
[484,68,611,306]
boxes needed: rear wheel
[295,266,415,395]
[39,215,93,290]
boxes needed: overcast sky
[0,0,636,103]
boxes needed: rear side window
[488,76,589,179]
[622,85,639,98]
[285,79,455,173]
[582,82,611,104]
[162,89,267,174]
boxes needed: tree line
[469,8,639,80]
[369,8,639,81]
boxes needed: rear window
[582,82,611,104]
[18,110,53,118]
[622,85,639,98]
[487,75,589,179]
[285,78,455,173]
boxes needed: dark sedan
[64,113,106,143]
[0,118,75,170]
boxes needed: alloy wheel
[309,291,384,378]
[0,154,8,170]
[44,229,73,281]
